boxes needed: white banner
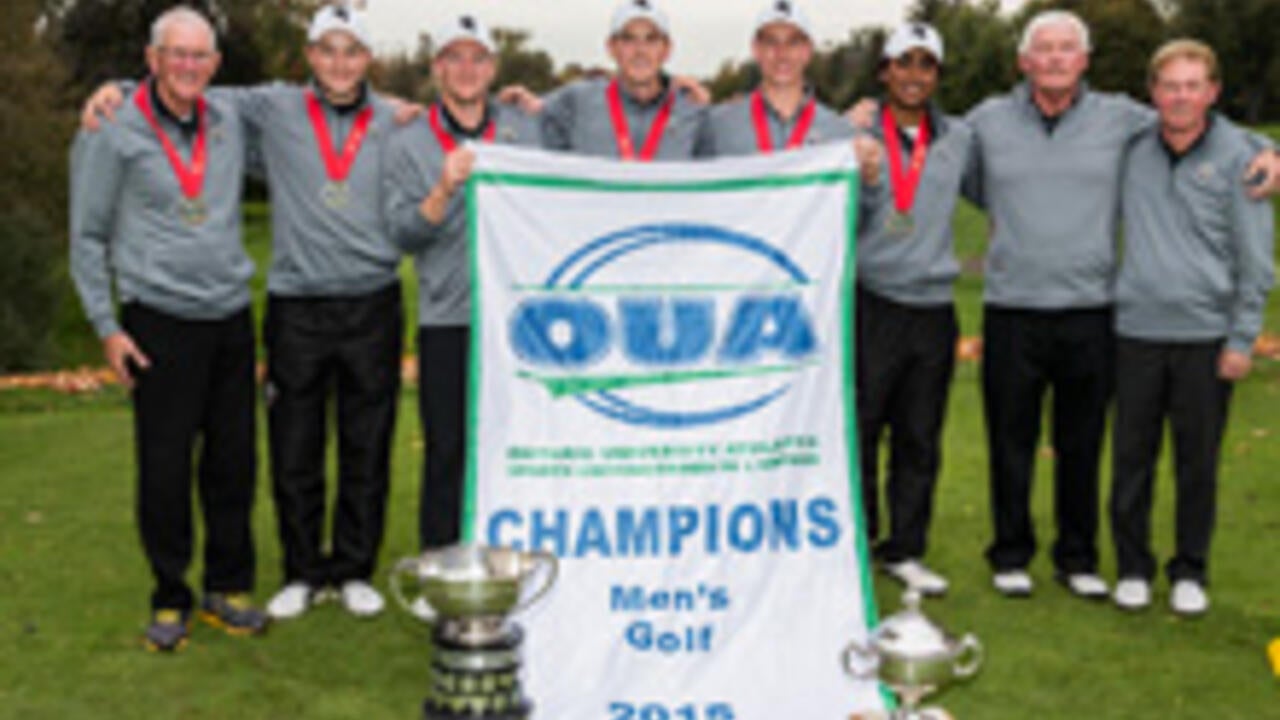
[465,143,886,719]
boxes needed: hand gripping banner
[464,143,886,718]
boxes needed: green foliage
[1168,0,1280,123]
[0,0,75,371]
[914,0,1020,113]
[3,361,1280,716]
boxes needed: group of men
[69,0,1276,654]
[851,10,1276,618]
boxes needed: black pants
[1111,338,1231,584]
[264,283,403,587]
[981,305,1113,574]
[417,326,469,549]
[856,287,957,562]
[123,303,257,612]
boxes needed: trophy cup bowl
[390,544,559,719]
[843,590,983,718]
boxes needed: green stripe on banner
[511,282,815,294]
[517,362,817,398]
[462,177,481,544]
[840,175,896,712]
[470,170,852,193]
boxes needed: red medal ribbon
[428,103,497,153]
[305,89,374,183]
[881,106,931,214]
[133,84,207,199]
[751,90,816,153]
[606,79,675,162]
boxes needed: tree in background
[1168,0,1280,123]
[911,0,1018,112]
[0,0,76,370]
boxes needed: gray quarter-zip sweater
[698,90,854,158]
[223,82,401,297]
[1116,116,1275,352]
[858,104,974,306]
[71,81,253,338]
[541,76,706,160]
[384,101,540,327]
[964,82,1151,309]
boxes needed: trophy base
[425,623,532,720]
[423,701,531,720]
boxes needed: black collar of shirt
[149,78,199,138]
[1027,81,1086,135]
[441,100,493,139]
[760,86,817,123]
[879,98,947,152]
[1160,114,1216,166]
[310,79,370,115]
[619,74,673,110]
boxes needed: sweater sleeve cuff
[1226,335,1256,354]
[93,315,121,340]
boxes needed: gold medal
[321,181,350,209]
[178,195,208,226]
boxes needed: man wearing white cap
[537,0,707,160]
[700,2,841,155]
[855,23,975,598]
[81,2,409,621]
[383,15,539,590]
[699,0,881,180]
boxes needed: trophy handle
[841,640,880,680]
[389,556,432,621]
[952,634,984,679]
[512,549,559,615]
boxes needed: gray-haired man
[69,6,268,652]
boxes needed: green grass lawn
[2,364,1279,717]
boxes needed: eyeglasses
[157,46,216,64]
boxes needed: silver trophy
[390,544,558,719]
[842,590,983,720]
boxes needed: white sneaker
[1170,580,1209,617]
[340,580,385,618]
[410,596,438,622]
[992,570,1034,597]
[1058,572,1109,600]
[267,582,312,620]
[1112,579,1152,611]
[884,560,949,597]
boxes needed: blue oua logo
[508,224,821,429]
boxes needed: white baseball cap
[753,0,813,41]
[308,4,372,49]
[433,14,497,56]
[611,0,670,38]
[883,22,945,64]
